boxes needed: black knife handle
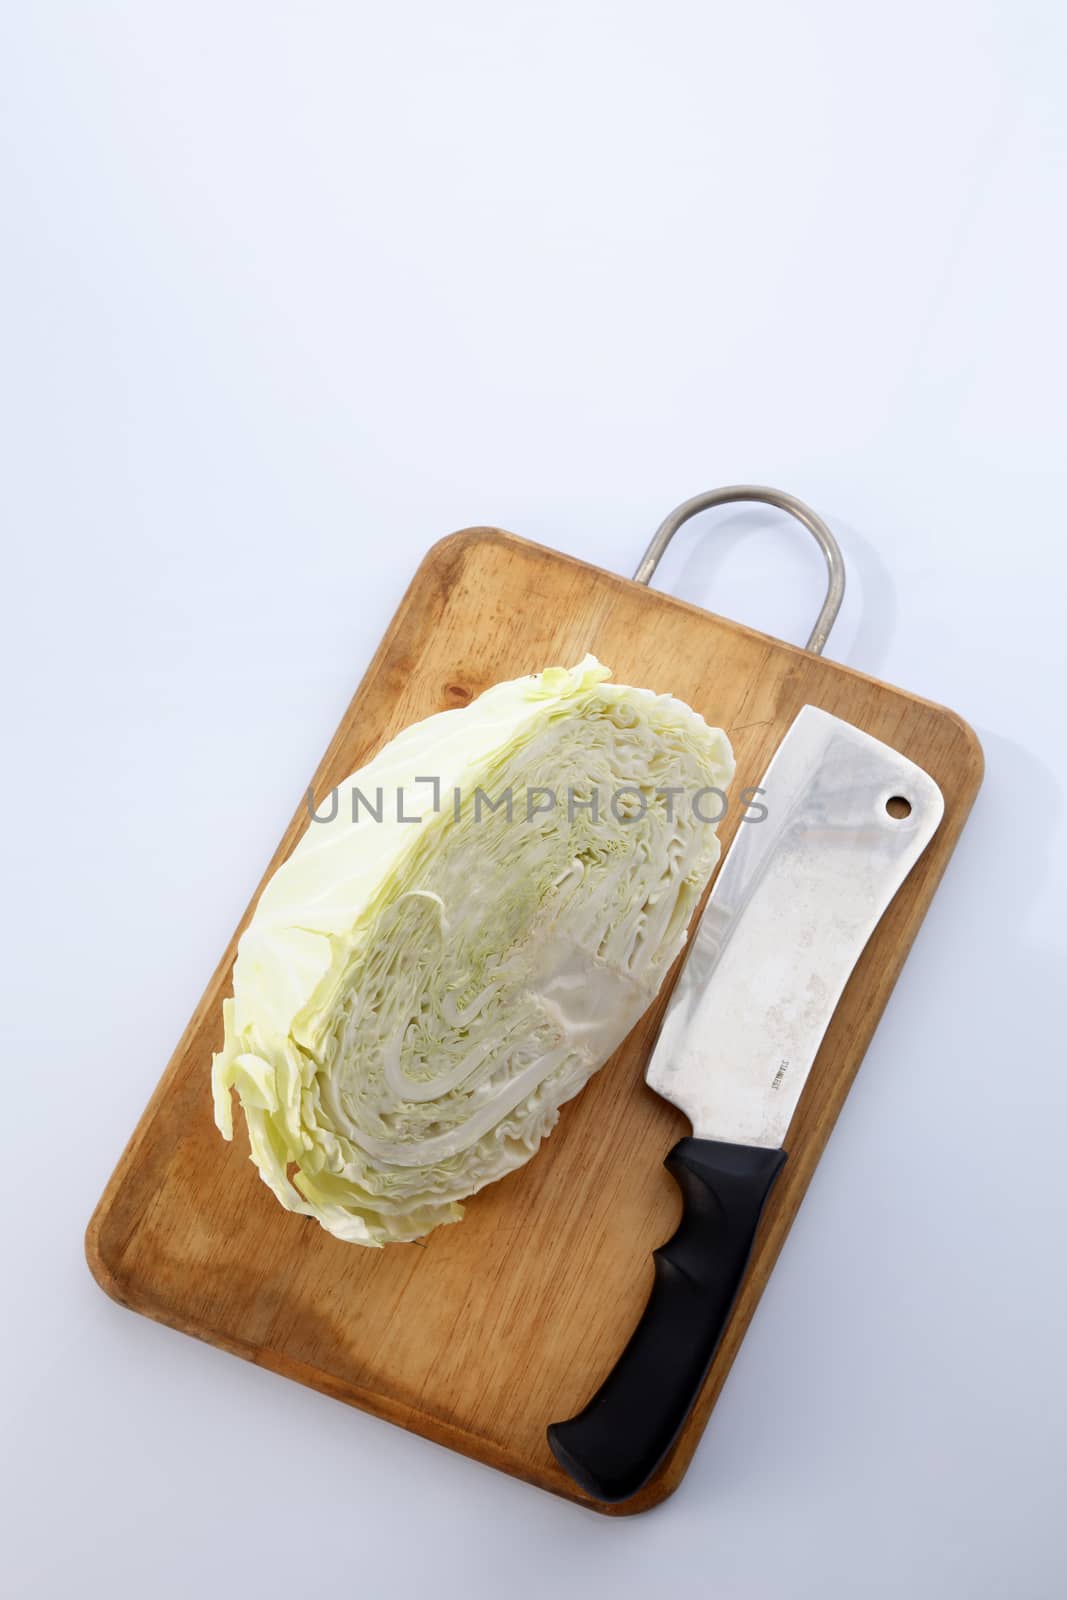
[547,1136,787,1503]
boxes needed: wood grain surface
[86,528,984,1513]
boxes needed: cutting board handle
[634,484,845,655]
[547,1136,787,1504]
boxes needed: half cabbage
[212,657,733,1245]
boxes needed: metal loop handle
[634,485,845,655]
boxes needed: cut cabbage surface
[212,657,734,1245]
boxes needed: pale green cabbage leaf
[212,657,734,1245]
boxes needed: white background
[2,4,1065,1597]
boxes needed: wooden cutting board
[86,527,983,1514]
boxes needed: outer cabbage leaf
[212,657,734,1245]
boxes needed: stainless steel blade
[647,706,945,1149]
